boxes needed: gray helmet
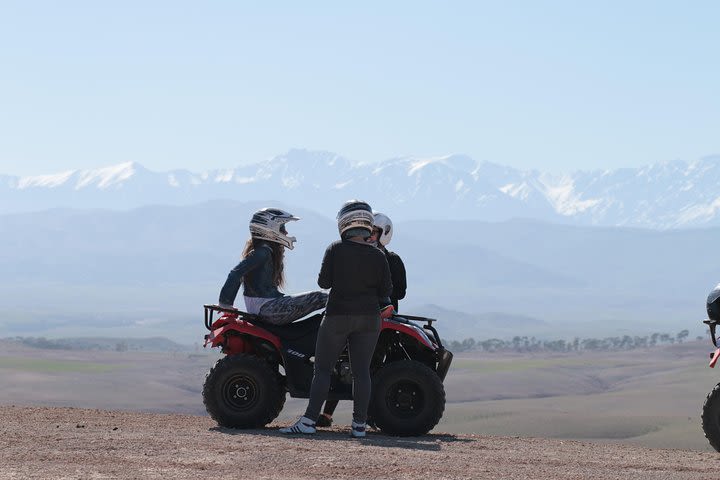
[337,200,373,238]
[249,208,299,249]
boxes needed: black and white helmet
[249,208,299,249]
[372,212,393,246]
[337,200,374,238]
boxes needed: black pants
[321,304,398,417]
[303,313,381,424]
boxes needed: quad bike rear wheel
[203,354,285,428]
[370,360,445,436]
[702,382,720,451]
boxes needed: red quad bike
[702,316,720,450]
[202,304,453,436]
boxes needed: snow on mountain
[2,150,720,229]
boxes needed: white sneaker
[279,416,316,435]
[351,420,366,438]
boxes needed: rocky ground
[1,405,719,480]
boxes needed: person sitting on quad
[280,200,392,437]
[316,211,407,428]
[218,208,328,325]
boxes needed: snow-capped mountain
[3,149,720,229]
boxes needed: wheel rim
[222,374,259,411]
[385,380,424,419]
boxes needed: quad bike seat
[204,304,322,341]
[255,313,323,341]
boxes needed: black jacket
[382,247,407,311]
[318,240,392,315]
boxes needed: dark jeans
[303,313,381,424]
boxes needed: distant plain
[0,338,715,452]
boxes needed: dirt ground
[1,405,719,480]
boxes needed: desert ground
[3,405,720,480]
[1,338,720,478]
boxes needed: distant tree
[676,330,689,343]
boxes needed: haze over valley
[0,151,714,344]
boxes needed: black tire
[203,354,285,428]
[702,382,720,451]
[370,360,445,436]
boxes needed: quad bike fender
[382,320,437,350]
[381,318,453,382]
[205,319,282,354]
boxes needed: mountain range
[3,149,720,228]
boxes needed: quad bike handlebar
[391,314,444,350]
[394,314,437,326]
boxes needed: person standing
[368,212,406,311]
[316,211,407,427]
[280,200,392,438]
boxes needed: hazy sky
[1,1,718,176]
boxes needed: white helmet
[249,208,299,249]
[337,200,374,238]
[373,212,393,246]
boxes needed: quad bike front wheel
[203,354,285,428]
[702,382,720,451]
[370,360,445,436]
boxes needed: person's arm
[388,253,407,300]
[218,247,270,306]
[377,254,394,317]
[317,244,334,289]
[378,253,393,300]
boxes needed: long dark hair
[242,237,285,288]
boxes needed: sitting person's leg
[258,291,328,325]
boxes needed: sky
[0,1,718,176]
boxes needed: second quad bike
[702,312,720,451]
[202,304,453,436]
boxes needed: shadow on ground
[210,426,474,451]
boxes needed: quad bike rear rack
[204,304,259,331]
